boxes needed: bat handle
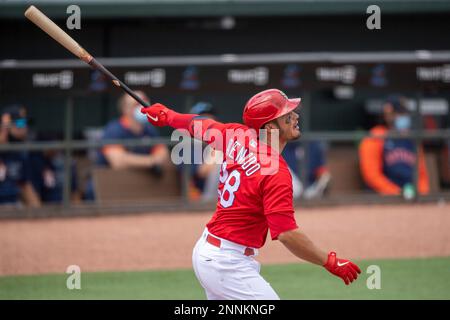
[89,58,150,108]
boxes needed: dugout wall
[0,51,449,217]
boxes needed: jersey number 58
[219,162,241,208]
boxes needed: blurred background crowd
[0,0,449,213]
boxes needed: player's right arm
[278,229,361,285]
[278,229,328,265]
[262,166,360,285]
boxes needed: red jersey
[189,120,298,249]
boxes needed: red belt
[206,234,255,256]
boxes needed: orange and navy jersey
[359,125,429,195]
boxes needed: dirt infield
[0,203,449,276]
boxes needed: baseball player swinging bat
[142,90,362,299]
[24,5,149,108]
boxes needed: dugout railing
[0,51,449,217]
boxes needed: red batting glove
[323,252,361,285]
[141,103,172,127]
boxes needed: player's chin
[290,128,302,140]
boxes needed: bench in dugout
[326,145,440,196]
[92,162,181,204]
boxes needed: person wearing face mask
[96,91,169,170]
[0,105,41,208]
[359,95,429,196]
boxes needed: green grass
[1,257,449,300]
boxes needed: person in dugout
[359,95,429,196]
[96,91,169,170]
[186,102,223,202]
[0,105,41,208]
[29,149,80,203]
[282,141,331,199]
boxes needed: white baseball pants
[192,228,280,300]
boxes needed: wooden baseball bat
[24,5,150,107]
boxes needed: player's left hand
[141,103,172,127]
[323,251,361,285]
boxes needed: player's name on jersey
[225,139,261,177]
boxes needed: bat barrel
[24,5,149,108]
[24,5,91,62]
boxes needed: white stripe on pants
[192,229,280,300]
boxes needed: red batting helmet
[242,89,301,130]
